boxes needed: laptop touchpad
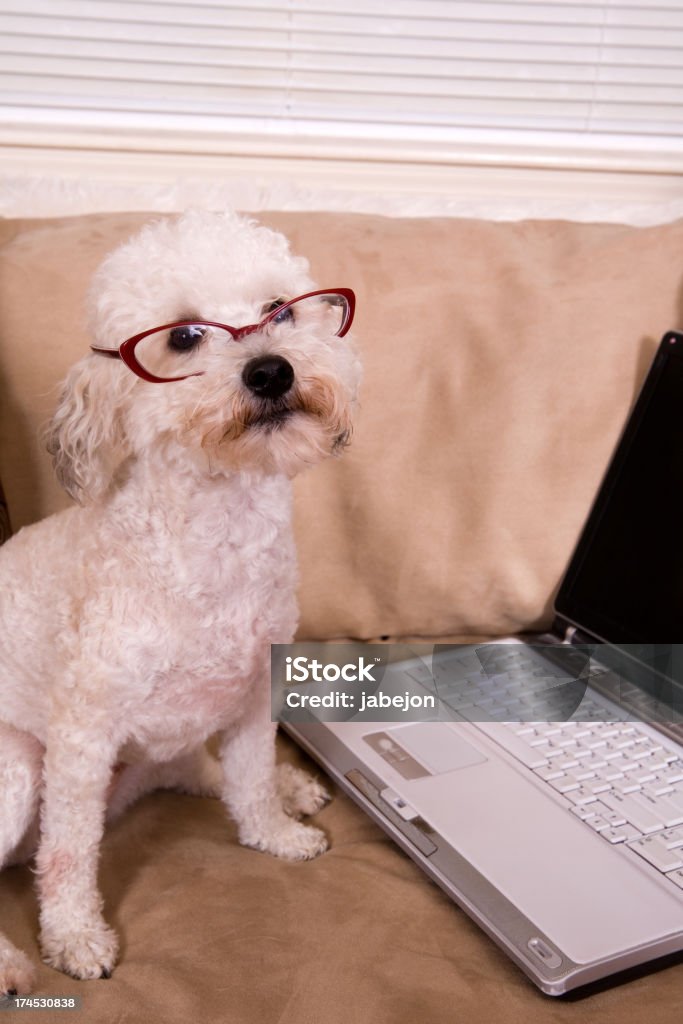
[365,723,487,778]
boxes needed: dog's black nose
[242,355,294,400]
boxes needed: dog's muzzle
[242,355,294,401]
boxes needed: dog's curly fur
[0,211,361,992]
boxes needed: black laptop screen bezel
[554,330,683,646]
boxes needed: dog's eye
[168,325,207,352]
[272,306,294,325]
[263,298,293,325]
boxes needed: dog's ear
[45,355,133,504]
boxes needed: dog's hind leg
[157,746,223,798]
[106,746,222,822]
[276,763,330,819]
[0,722,42,996]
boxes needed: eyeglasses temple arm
[90,347,122,358]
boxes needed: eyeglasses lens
[133,324,233,380]
[266,293,348,338]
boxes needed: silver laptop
[281,330,683,996]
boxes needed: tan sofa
[1,211,682,1021]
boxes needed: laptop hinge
[552,617,596,646]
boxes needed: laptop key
[649,753,676,771]
[586,778,613,795]
[601,808,628,827]
[628,836,683,873]
[568,726,593,739]
[600,824,640,844]
[569,804,598,821]
[613,779,642,795]
[584,735,608,750]
[660,827,683,849]
[566,787,599,806]
[548,774,581,794]
[586,815,611,832]
[644,780,675,797]
[535,765,565,781]
[665,869,683,890]
[593,725,620,739]
[601,791,664,833]
[657,763,683,785]
[633,790,683,828]
[666,785,683,810]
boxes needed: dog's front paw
[40,921,118,981]
[0,946,37,997]
[243,818,328,861]
[277,763,330,818]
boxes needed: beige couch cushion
[1,212,683,641]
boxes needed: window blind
[1,0,681,168]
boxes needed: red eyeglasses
[90,288,356,383]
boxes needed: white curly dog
[0,211,360,994]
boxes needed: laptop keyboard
[478,719,683,893]
[413,644,673,724]
[401,644,683,894]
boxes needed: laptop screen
[556,332,683,645]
